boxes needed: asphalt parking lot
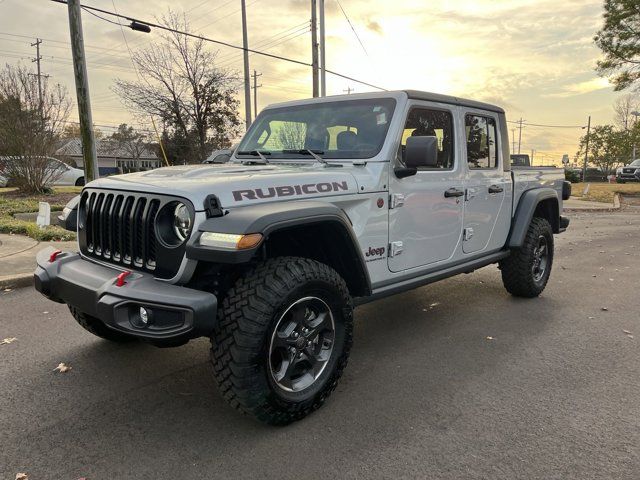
[1,211,639,480]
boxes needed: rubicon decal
[233,181,349,201]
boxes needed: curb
[563,207,620,213]
[0,273,33,290]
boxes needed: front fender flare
[186,200,371,294]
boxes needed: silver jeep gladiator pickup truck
[35,90,570,424]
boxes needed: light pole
[582,116,591,183]
[631,110,640,161]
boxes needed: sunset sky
[0,0,620,164]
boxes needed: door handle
[488,185,504,194]
[444,188,464,198]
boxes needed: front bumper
[618,173,640,181]
[34,247,217,343]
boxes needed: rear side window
[465,115,498,169]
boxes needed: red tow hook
[115,270,132,287]
[49,250,63,263]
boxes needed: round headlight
[173,203,191,241]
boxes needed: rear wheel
[69,306,135,342]
[211,256,353,425]
[500,217,554,298]
[75,177,85,186]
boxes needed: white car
[0,156,85,187]
[47,157,85,186]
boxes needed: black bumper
[34,247,217,342]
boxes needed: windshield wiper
[282,149,328,165]
[236,150,271,164]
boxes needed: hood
[88,163,359,211]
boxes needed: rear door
[462,112,511,254]
[388,103,464,272]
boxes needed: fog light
[139,307,150,325]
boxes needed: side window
[465,115,498,169]
[400,108,454,169]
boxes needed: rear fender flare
[508,188,559,248]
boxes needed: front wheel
[500,217,554,298]
[211,257,353,425]
[75,177,85,187]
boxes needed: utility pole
[582,115,591,182]
[531,149,535,165]
[319,0,326,97]
[241,0,252,129]
[252,70,262,118]
[343,87,354,94]
[67,0,99,181]
[517,118,524,155]
[30,38,49,120]
[511,128,516,153]
[311,0,319,97]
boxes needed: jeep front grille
[78,189,190,279]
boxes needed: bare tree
[114,11,241,164]
[108,124,149,161]
[613,94,640,130]
[275,122,307,150]
[0,63,71,193]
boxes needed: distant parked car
[510,154,530,167]
[0,174,7,187]
[0,156,85,186]
[203,144,237,164]
[616,159,640,183]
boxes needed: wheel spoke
[307,311,331,337]
[275,350,299,389]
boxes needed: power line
[506,119,585,129]
[335,0,368,56]
[48,0,388,91]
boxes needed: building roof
[55,138,159,160]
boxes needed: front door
[388,105,464,273]
[462,113,509,254]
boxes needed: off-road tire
[500,217,554,298]
[211,256,353,425]
[69,306,135,342]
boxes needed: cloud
[366,20,382,34]
[544,77,611,98]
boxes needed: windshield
[629,160,640,167]
[237,98,397,160]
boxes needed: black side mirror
[405,136,438,168]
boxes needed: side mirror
[405,136,438,168]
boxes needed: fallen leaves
[601,307,608,311]
[1,337,17,345]
[486,336,495,341]
[15,473,28,480]
[53,362,72,373]
[623,330,634,339]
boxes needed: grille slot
[80,192,160,272]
